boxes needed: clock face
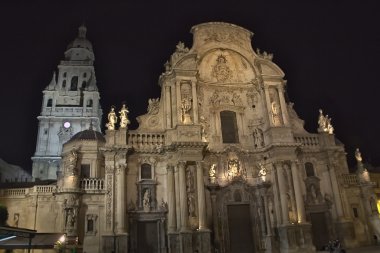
[63,122,71,129]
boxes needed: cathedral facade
[1,22,379,253]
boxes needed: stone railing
[80,178,105,192]
[1,188,26,196]
[341,174,359,185]
[128,132,165,152]
[294,134,319,147]
[33,185,56,193]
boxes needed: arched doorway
[211,180,268,253]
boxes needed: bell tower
[32,25,102,181]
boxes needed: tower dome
[64,24,95,61]
[68,128,105,143]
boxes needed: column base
[196,229,211,253]
[335,220,358,248]
[168,232,180,253]
[179,231,193,253]
[277,223,315,253]
[102,234,128,253]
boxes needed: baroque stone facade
[1,22,380,253]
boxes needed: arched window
[63,72,67,78]
[220,110,239,143]
[47,99,52,107]
[305,162,315,177]
[141,163,152,179]
[87,99,93,107]
[70,76,78,91]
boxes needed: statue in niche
[271,101,282,126]
[119,103,130,128]
[186,168,194,193]
[318,109,334,134]
[258,163,267,177]
[181,97,192,124]
[209,164,217,183]
[147,98,160,115]
[188,194,196,217]
[212,55,232,82]
[253,128,264,148]
[200,116,210,141]
[67,148,78,175]
[106,107,117,130]
[143,189,151,212]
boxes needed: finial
[78,23,87,38]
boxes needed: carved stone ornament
[256,48,273,61]
[212,55,232,82]
[147,98,160,115]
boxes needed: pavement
[317,245,380,253]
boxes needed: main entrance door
[310,212,329,250]
[227,204,254,253]
[137,221,158,253]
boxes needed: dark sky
[0,1,379,172]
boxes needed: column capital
[167,164,175,173]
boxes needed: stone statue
[209,164,216,178]
[106,107,117,130]
[143,189,151,212]
[271,101,281,126]
[119,104,130,128]
[355,148,363,162]
[181,97,192,124]
[318,109,334,134]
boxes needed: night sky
[0,1,379,172]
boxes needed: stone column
[276,162,289,225]
[263,194,271,235]
[328,165,344,219]
[174,165,181,231]
[167,165,177,232]
[196,162,207,230]
[116,164,127,234]
[165,86,172,128]
[264,87,273,127]
[176,80,182,124]
[191,81,199,124]
[291,161,306,223]
[178,161,189,231]
[277,85,290,126]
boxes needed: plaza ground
[318,245,380,253]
